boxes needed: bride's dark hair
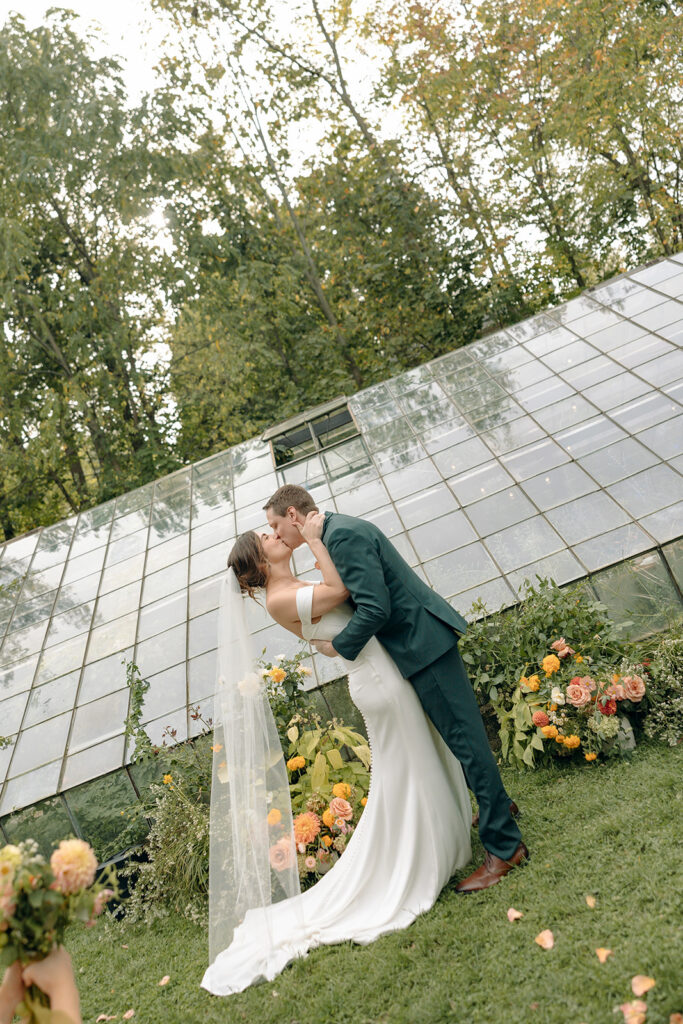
[228,532,268,598]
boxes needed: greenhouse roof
[0,253,682,817]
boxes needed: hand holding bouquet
[0,839,116,1022]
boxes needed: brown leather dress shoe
[471,800,520,829]
[455,842,530,894]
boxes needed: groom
[264,484,528,892]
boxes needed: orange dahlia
[293,812,321,845]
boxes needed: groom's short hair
[264,484,318,517]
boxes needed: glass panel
[395,485,460,529]
[545,491,631,546]
[610,334,673,368]
[187,649,217,705]
[70,689,129,752]
[0,619,49,670]
[611,391,682,434]
[573,523,653,571]
[0,655,39,701]
[432,437,492,479]
[650,269,683,297]
[583,374,651,410]
[44,602,94,650]
[233,473,278,511]
[389,533,419,567]
[144,532,190,576]
[190,514,235,556]
[662,538,683,592]
[24,671,80,729]
[0,690,30,735]
[418,420,475,456]
[79,649,131,704]
[335,478,390,517]
[365,505,403,537]
[53,572,100,615]
[451,379,507,416]
[372,438,427,474]
[387,363,435,396]
[154,468,191,500]
[85,611,138,664]
[361,417,414,453]
[350,400,402,429]
[520,462,598,511]
[135,622,187,678]
[494,360,552,393]
[484,517,565,573]
[481,416,546,457]
[449,576,516,615]
[98,552,145,597]
[569,308,622,337]
[138,591,187,643]
[68,522,112,561]
[609,464,683,518]
[441,365,491,396]
[141,662,187,723]
[466,487,537,536]
[10,590,57,632]
[406,400,460,435]
[397,381,446,413]
[500,438,570,483]
[578,438,660,486]
[555,416,627,458]
[541,339,600,372]
[449,461,516,505]
[408,511,477,560]
[516,378,574,413]
[505,549,585,594]
[1,533,40,565]
[533,395,599,433]
[636,350,683,387]
[640,501,683,544]
[141,560,187,607]
[591,549,682,638]
[110,508,150,541]
[142,707,189,748]
[93,580,142,626]
[189,573,222,619]
[480,344,534,374]
[631,260,682,286]
[104,528,148,568]
[551,294,600,322]
[469,398,525,433]
[348,383,393,411]
[380,459,442,501]
[190,542,229,585]
[65,770,142,860]
[323,438,375,488]
[582,320,646,353]
[279,456,329,495]
[114,481,154,517]
[9,712,71,776]
[235,500,270,535]
[0,761,61,816]
[611,288,663,317]
[423,541,499,595]
[62,734,126,792]
[147,514,189,549]
[631,299,683,331]
[188,607,218,660]
[636,415,683,460]
[523,326,576,357]
[2,795,74,859]
[658,319,683,345]
[30,521,76,574]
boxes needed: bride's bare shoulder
[266,583,307,627]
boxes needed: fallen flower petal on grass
[619,1000,647,1024]
[96,1016,116,1022]
[585,894,596,908]
[632,976,656,996]
[669,1015,683,1024]
[158,976,170,987]
[507,907,523,922]
[595,947,612,963]
[534,929,554,950]
[123,1012,135,1020]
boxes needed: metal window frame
[263,396,360,469]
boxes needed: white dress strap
[295,583,315,628]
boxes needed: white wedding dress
[201,584,472,996]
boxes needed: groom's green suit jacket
[321,512,468,678]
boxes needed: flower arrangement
[0,839,115,1021]
[267,716,371,888]
[500,637,649,768]
[258,650,313,741]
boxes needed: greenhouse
[0,253,682,859]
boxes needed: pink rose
[304,856,316,871]
[622,675,646,702]
[551,638,575,658]
[269,837,294,872]
[329,797,353,821]
[605,682,626,701]
[566,682,592,708]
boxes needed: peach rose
[566,682,592,708]
[551,638,575,658]
[269,837,293,872]
[329,797,353,821]
[622,675,646,702]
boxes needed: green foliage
[639,623,683,747]
[260,648,314,742]
[123,660,153,761]
[284,716,371,813]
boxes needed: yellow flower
[542,655,561,676]
[267,808,282,826]
[611,673,621,684]
[321,835,333,848]
[564,734,581,749]
[211,743,223,753]
[0,861,15,884]
[360,797,368,806]
[541,725,558,739]
[322,808,336,829]
[519,675,529,687]
[269,667,286,684]
[286,755,306,772]
[332,782,351,800]
[585,752,597,762]
[0,845,22,869]
[574,654,584,664]
[527,675,541,691]
[163,774,173,785]
[555,733,566,744]
[549,703,558,712]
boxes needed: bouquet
[0,839,115,1022]
[501,637,648,768]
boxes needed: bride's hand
[295,511,325,545]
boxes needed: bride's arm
[296,512,350,617]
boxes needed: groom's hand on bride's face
[312,639,337,658]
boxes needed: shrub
[640,624,683,747]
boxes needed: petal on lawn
[632,976,656,996]
[595,948,612,963]
[669,1015,683,1024]
[159,976,170,987]
[507,907,523,922]
[534,929,554,950]
[620,1000,648,1024]
[585,894,596,908]
[123,1012,135,1020]
[96,1016,116,1022]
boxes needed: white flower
[298,666,313,676]
[259,668,270,678]
[551,686,565,706]
[274,653,285,663]
[237,672,263,697]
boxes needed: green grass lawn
[67,741,683,1024]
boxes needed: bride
[201,513,472,996]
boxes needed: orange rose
[622,674,646,702]
[269,667,286,683]
[329,797,353,821]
